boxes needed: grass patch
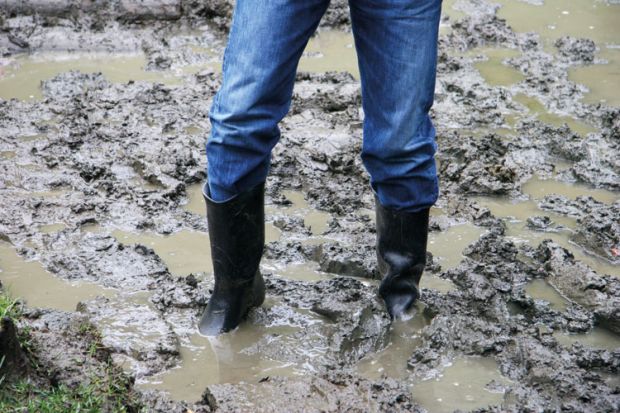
[0,363,140,413]
[0,291,142,412]
[0,293,20,320]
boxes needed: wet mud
[0,0,619,411]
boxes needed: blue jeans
[207,0,441,212]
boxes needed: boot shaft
[203,182,265,284]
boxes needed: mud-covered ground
[0,0,619,412]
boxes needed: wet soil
[0,0,619,411]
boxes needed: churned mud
[1,0,619,411]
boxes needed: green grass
[0,381,105,413]
[0,363,139,412]
[0,291,141,412]
[0,292,20,320]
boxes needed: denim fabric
[207,0,442,211]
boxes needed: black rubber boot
[198,182,266,336]
[375,197,430,319]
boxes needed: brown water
[0,52,185,101]
[411,356,510,413]
[261,260,334,282]
[357,303,430,380]
[299,31,359,79]
[474,196,619,277]
[495,0,620,106]
[428,222,486,270]
[521,175,619,204]
[0,241,114,311]
[554,327,620,351]
[569,46,620,107]
[278,190,332,236]
[512,93,598,136]
[112,229,214,277]
[471,47,524,87]
[137,297,328,401]
[495,0,620,47]
[525,279,569,312]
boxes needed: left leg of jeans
[349,0,442,212]
[206,0,330,202]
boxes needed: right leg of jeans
[207,0,330,201]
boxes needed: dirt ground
[0,0,618,412]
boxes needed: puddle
[112,230,213,276]
[0,241,114,311]
[411,356,510,413]
[183,183,206,215]
[266,190,331,236]
[138,298,327,401]
[428,222,486,270]
[474,196,618,276]
[299,30,358,79]
[38,223,68,233]
[569,46,620,106]
[471,47,524,87]
[357,304,431,380]
[0,52,184,101]
[27,188,71,199]
[525,279,569,311]
[522,175,619,204]
[1,150,16,160]
[554,327,620,351]
[420,274,457,293]
[442,0,467,23]
[495,0,620,47]
[512,93,598,136]
[261,260,334,282]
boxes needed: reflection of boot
[375,197,429,319]
[199,182,266,336]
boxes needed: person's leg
[207,0,331,201]
[200,0,330,336]
[349,0,442,319]
[349,0,441,212]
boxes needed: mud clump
[202,372,420,413]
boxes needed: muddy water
[357,304,430,380]
[0,241,114,311]
[512,93,598,136]
[357,305,510,412]
[0,52,187,101]
[521,175,619,204]
[495,0,620,47]
[495,0,620,106]
[471,47,524,87]
[569,46,620,106]
[412,356,510,413]
[475,174,620,277]
[475,198,619,277]
[261,260,334,282]
[279,190,331,236]
[428,222,485,270]
[554,327,620,351]
[300,31,358,79]
[525,279,569,311]
[113,230,214,277]
[138,297,327,401]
